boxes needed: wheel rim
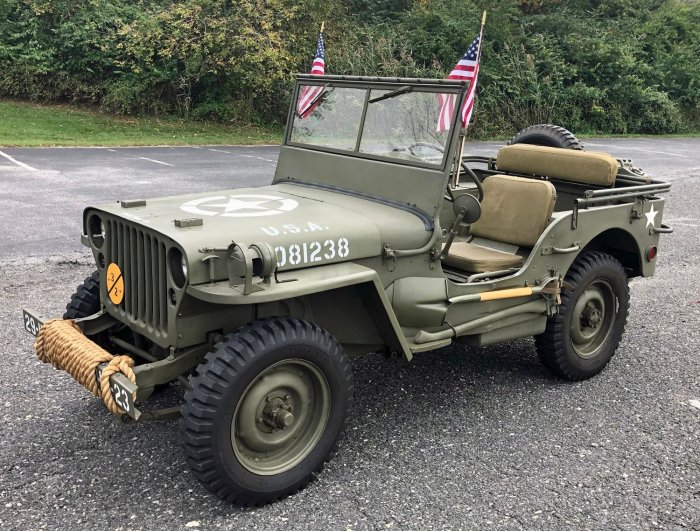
[231,358,330,475]
[569,279,617,359]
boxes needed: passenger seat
[443,175,557,273]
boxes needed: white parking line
[137,157,174,167]
[632,137,698,147]
[206,148,277,164]
[0,150,38,171]
[585,142,689,158]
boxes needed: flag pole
[475,10,486,72]
[454,10,486,188]
[320,21,325,33]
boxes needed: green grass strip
[0,100,283,147]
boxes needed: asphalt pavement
[1,139,699,529]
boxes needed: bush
[0,0,697,135]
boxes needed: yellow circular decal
[106,263,124,305]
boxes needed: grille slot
[106,218,168,335]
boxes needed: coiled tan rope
[35,319,136,415]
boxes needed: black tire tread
[63,271,101,319]
[181,317,353,505]
[509,123,583,150]
[535,251,629,381]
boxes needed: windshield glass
[359,89,451,165]
[289,87,366,151]
[289,84,457,167]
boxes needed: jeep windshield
[287,77,467,169]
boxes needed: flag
[296,31,326,119]
[437,34,481,132]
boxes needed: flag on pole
[437,34,482,132]
[296,30,326,119]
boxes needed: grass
[1,99,696,148]
[0,100,283,147]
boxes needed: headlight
[226,242,277,295]
[168,247,188,288]
[181,254,188,278]
[88,214,105,248]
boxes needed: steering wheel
[444,162,484,203]
[406,142,445,158]
[460,162,484,202]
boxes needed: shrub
[0,0,696,134]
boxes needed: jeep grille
[105,218,168,336]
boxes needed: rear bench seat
[496,144,618,186]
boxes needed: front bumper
[22,308,142,420]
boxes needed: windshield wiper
[368,86,413,104]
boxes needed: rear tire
[535,252,629,380]
[181,317,353,505]
[509,124,583,150]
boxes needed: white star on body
[207,197,269,212]
[645,204,658,228]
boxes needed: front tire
[63,270,115,349]
[63,271,101,319]
[535,252,629,380]
[181,317,353,505]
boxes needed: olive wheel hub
[232,359,330,475]
[261,395,295,429]
[581,305,602,328]
[570,280,616,359]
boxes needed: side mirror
[441,194,482,260]
[452,193,481,224]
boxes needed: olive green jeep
[22,75,672,504]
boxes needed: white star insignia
[208,197,269,212]
[645,204,658,228]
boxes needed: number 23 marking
[112,383,130,413]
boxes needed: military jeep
[23,75,672,504]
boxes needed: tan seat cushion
[497,144,618,186]
[444,242,524,273]
[470,174,557,247]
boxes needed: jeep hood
[86,182,432,285]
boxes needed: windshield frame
[285,76,468,171]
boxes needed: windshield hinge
[383,242,397,272]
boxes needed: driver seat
[444,174,557,273]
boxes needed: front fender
[188,262,375,304]
[187,262,413,360]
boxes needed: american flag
[437,34,482,132]
[296,31,326,119]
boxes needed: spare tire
[508,124,583,150]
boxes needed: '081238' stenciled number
[275,238,349,267]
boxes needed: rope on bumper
[34,319,136,415]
